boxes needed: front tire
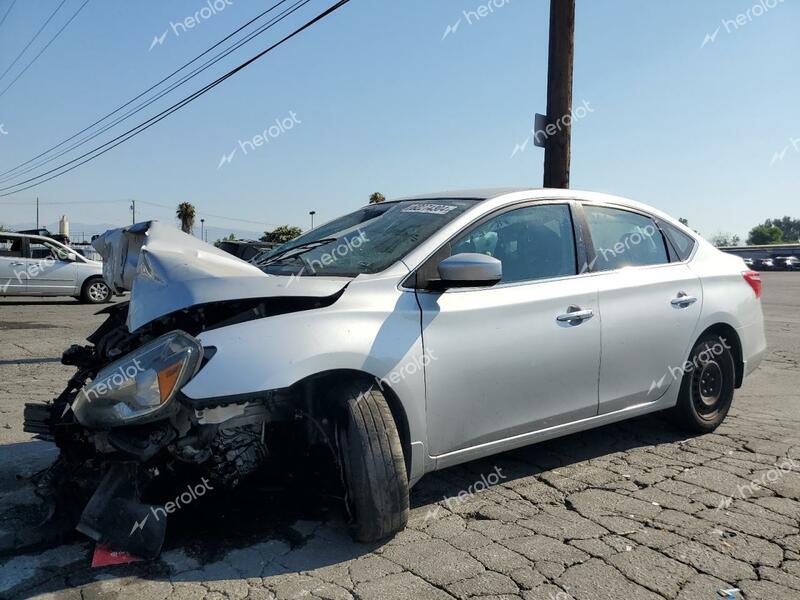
[670,334,736,433]
[336,382,409,542]
[80,278,112,304]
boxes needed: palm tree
[176,202,196,234]
[369,192,385,204]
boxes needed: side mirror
[435,253,502,289]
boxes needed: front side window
[255,199,479,277]
[28,241,70,261]
[583,205,668,271]
[450,204,577,283]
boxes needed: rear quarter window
[660,222,696,261]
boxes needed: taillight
[742,271,762,299]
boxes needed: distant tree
[261,225,302,244]
[214,233,236,248]
[369,192,386,204]
[678,218,689,226]
[759,216,800,243]
[709,232,741,247]
[0,224,8,232]
[176,202,196,234]
[747,224,783,245]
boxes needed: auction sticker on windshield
[401,204,459,215]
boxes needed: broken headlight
[72,331,203,429]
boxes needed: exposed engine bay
[23,299,345,559]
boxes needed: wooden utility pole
[543,0,575,189]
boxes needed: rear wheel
[335,382,409,542]
[80,278,111,304]
[670,334,736,433]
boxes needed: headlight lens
[72,331,203,428]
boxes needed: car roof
[392,188,663,215]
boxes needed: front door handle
[9,262,24,266]
[556,305,594,323]
[671,292,697,308]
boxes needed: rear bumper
[737,318,767,379]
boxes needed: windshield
[254,199,479,277]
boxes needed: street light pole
[200,218,205,241]
[309,210,316,230]
[543,0,575,189]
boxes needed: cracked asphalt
[1,273,798,600]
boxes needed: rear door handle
[671,292,697,308]
[556,306,594,323]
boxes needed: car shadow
[3,412,694,598]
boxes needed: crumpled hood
[93,221,351,331]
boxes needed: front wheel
[336,382,409,542]
[80,278,112,304]
[669,334,736,433]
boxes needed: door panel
[594,264,702,412]
[580,204,703,413]
[419,279,600,456]
[417,202,601,458]
[23,242,78,295]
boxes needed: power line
[0,0,352,197]
[0,0,311,185]
[0,0,68,84]
[0,0,91,100]
[0,0,294,183]
[0,0,17,29]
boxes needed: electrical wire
[0,0,310,184]
[0,0,293,182]
[0,0,68,84]
[0,0,17,29]
[0,0,91,100]
[0,0,352,197]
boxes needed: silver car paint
[0,233,104,297]
[94,189,767,487]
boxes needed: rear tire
[80,278,112,304]
[336,382,409,543]
[670,334,736,433]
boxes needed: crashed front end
[23,221,348,559]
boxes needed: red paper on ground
[91,544,143,567]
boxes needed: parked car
[742,257,754,267]
[25,189,766,558]
[752,258,776,271]
[71,245,104,262]
[773,256,800,271]
[217,238,277,261]
[0,232,112,303]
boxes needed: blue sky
[0,0,798,240]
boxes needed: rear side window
[583,205,668,271]
[0,235,23,257]
[451,204,577,283]
[660,221,696,261]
